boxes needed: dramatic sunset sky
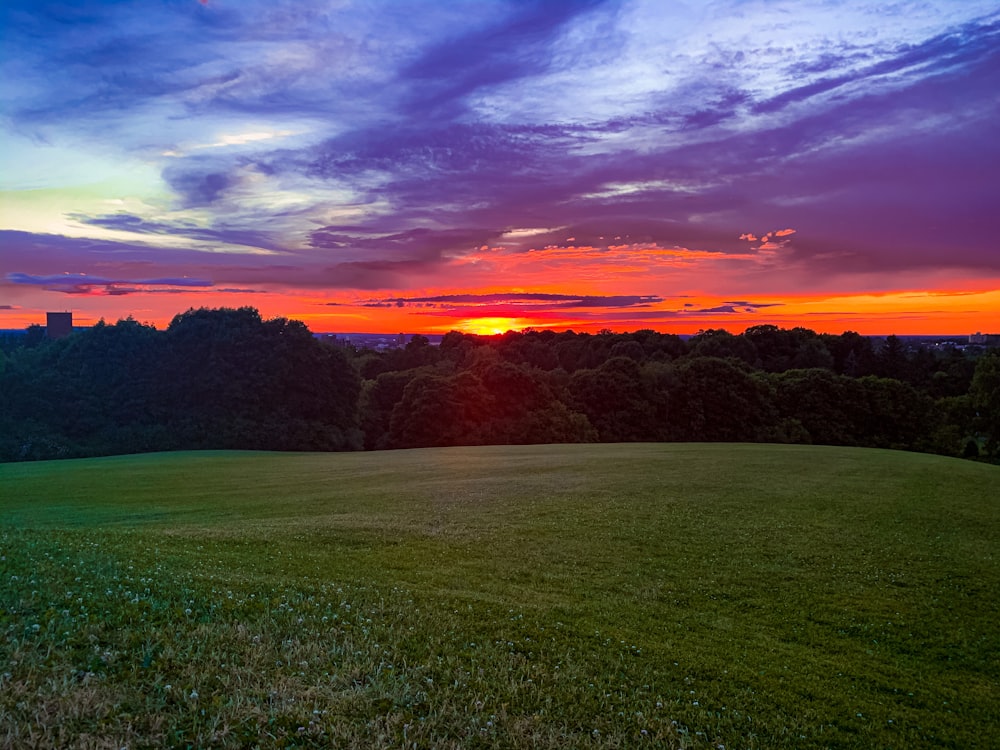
[1,1,997,335]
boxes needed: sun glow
[458,317,524,335]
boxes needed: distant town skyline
[2,1,998,335]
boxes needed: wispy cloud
[7,272,214,296]
[73,213,282,253]
[392,292,660,307]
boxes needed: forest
[1,306,997,462]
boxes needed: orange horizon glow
[2,286,998,337]
[4,232,996,339]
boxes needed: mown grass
[1,443,997,749]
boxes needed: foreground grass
[1,443,997,749]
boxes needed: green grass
[1,443,997,749]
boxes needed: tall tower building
[46,312,73,339]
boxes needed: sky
[1,0,998,336]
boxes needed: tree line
[1,307,997,462]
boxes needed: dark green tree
[823,331,877,376]
[669,357,774,441]
[362,368,431,450]
[772,369,863,445]
[387,371,493,448]
[854,375,935,451]
[689,329,757,365]
[162,307,361,450]
[875,335,910,381]
[970,350,1000,458]
[567,357,653,441]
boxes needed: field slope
[2,443,998,749]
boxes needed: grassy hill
[2,444,997,748]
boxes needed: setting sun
[458,317,524,336]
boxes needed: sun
[458,317,523,336]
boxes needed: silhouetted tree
[823,331,877,376]
[689,329,757,365]
[875,335,910,381]
[2,316,992,463]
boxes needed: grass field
[1,443,998,749]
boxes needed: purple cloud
[6,272,214,295]
[379,293,664,309]
[273,14,998,280]
[162,164,238,209]
[75,213,281,253]
[309,225,497,262]
[397,0,612,117]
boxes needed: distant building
[970,332,987,345]
[46,312,73,339]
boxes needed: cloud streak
[7,272,214,296]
